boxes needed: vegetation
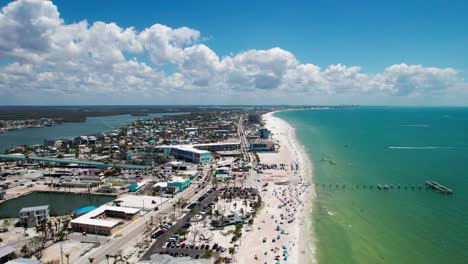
[202,249,214,259]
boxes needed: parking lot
[141,188,222,260]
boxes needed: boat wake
[402,124,429,127]
[388,146,451,150]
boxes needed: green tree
[229,247,236,260]
[202,249,213,259]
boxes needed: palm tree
[172,203,177,218]
[88,257,94,263]
[228,247,236,261]
[105,254,110,264]
[65,253,70,264]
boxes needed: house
[19,205,49,228]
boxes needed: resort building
[19,205,49,228]
[156,142,240,164]
[193,142,240,152]
[249,140,276,151]
[258,128,270,139]
[70,205,140,235]
[170,145,211,163]
[248,112,262,123]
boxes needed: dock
[377,184,390,190]
[425,181,453,194]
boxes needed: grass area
[109,180,127,186]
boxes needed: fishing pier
[425,181,453,194]
[314,180,453,194]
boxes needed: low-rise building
[168,177,191,192]
[249,140,275,151]
[70,205,140,235]
[19,205,49,228]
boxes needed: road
[237,115,250,162]
[74,171,213,264]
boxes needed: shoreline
[266,111,317,264]
[235,110,316,264]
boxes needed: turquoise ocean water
[275,107,468,264]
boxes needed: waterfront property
[72,206,97,218]
[249,140,275,151]
[70,205,140,235]
[19,205,49,228]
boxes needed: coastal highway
[237,114,250,162]
[74,171,213,264]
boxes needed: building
[249,140,275,151]
[6,258,41,264]
[0,244,16,263]
[168,177,191,192]
[170,146,211,163]
[19,205,49,228]
[258,128,270,139]
[248,112,262,123]
[193,142,240,152]
[72,206,97,218]
[70,205,140,235]
[153,182,177,195]
[140,254,210,264]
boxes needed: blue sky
[50,0,467,74]
[0,0,467,105]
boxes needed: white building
[19,205,49,228]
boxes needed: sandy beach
[236,111,316,264]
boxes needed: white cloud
[140,24,200,65]
[0,0,465,104]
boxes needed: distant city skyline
[0,0,466,105]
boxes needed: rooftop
[19,205,49,213]
[71,205,140,228]
[6,258,41,264]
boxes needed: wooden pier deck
[425,181,453,194]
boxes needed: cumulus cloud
[0,0,465,104]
